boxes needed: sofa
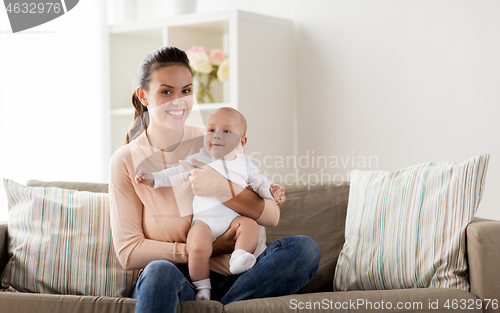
[1,180,500,313]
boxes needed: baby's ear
[240,136,248,147]
[237,136,247,154]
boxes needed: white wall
[198,0,500,220]
[0,0,109,221]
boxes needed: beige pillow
[1,179,134,297]
[334,154,490,291]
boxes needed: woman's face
[141,65,193,130]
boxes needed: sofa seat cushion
[223,288,482,313]
[0,292,136,313]
[0,291,224,313]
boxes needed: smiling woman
[109,46,320,313]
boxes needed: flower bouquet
[187,46,229,104]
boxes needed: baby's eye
[207,129,214,132]
[223,130,231,134]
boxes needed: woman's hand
[179,159,227,198]
[180,159,265,220]
[212,222,240,256]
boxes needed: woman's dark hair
[125,46,192,144]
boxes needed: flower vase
[195,72,216,103]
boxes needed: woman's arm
[217,183,280,226]
[109,150,189,270]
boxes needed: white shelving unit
[107,10,295,177]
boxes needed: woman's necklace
[147,127,185,154]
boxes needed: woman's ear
[136,87,147,105]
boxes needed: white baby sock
[229,249,256,275]
[193,279,211,300]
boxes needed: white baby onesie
[151,148,273,240]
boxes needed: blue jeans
[132,235,320,313]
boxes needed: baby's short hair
[211,107,247,136]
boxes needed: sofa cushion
[0,292,224,313]
[266,182,350,293]
[1,179,134,297]
[0,223,8,275]
[466,218,500,313]
[0,292,136,313]
[334,154,489,291]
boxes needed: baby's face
[204,111,245,160]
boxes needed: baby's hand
[135,170,154,188]
[270,183,285,205]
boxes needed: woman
[109,46,320,313]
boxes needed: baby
[135,107,285,301]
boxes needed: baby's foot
[229,249,256,274]
[193,279,211,300]
[195,289,210,301]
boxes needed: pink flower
[188,51,213,74]
[210,49,226,66]
[186,46,229,78]
[187,45,208,55]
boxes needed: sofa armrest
[467,217,500,313]
[0,222,8,274]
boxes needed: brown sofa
[1,181,500,313]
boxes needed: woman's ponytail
[125,91,149,144]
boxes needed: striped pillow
[1,179,134,297]
[334,154,489,291]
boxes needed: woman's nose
[172,96,184,105]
